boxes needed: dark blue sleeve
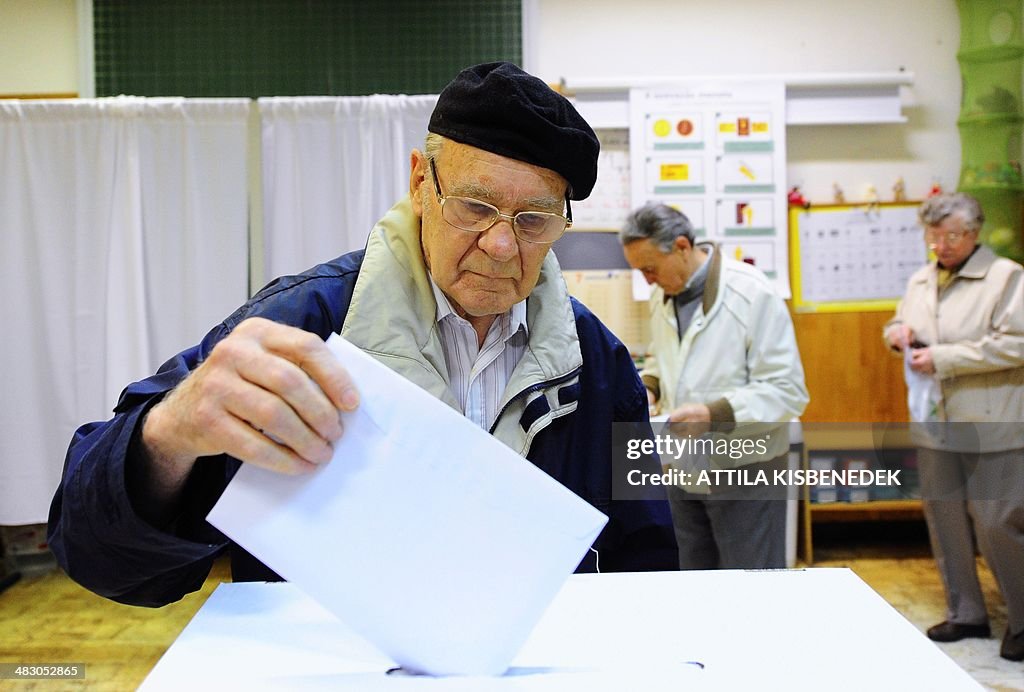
[593,339,677,573]
[47,339,233,606]
[540,299,677,574]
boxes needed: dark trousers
[919,446,1024,634]
[665,454,788,570]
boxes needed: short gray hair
[420,133,447,208]
[619,202,695,252]
[424,132,445,161]
[919,193,984,233]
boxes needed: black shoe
[926,621,991,642]
[1001,628,1024,662]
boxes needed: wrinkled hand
[143,317,359,479]
[885,324,914,353]
[667,402,712,435]
[908,346,936,375]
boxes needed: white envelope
[207,333,608,676]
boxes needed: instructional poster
[630,83,789,296]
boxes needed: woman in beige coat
[884,193,1024,662]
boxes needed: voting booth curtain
[0,95,438,525]
[0,98,250,525]
[258,95,437,283]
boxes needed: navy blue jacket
[48,239,676,607]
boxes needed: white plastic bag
[904,348,941,422]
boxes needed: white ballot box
[141,569,980,691]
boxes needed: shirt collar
[428,274,528,340]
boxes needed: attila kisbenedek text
[624,434,901,488]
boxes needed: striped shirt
[429,278,529,430]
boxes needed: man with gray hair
[884,192,1024,662]
[620,202,808,569]
[48,63,677,607]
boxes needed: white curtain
[0,98,250,525]
[258,95,437,283]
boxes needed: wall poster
[629,82,789,296]
[789,204,926,312]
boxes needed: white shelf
[561,71,914,127]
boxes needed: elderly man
[620,202,808,570]
[884,192,1024,662]
[48,63,676,607]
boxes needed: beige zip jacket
[885,244,1024,451]
[641,244,808,462]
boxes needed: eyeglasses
[428,158,572,244]
[924,228,972,246]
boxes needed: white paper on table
[206,333,608,677]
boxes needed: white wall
[0,0,962,200]
[0,0,77,95]
[531,0,962,203]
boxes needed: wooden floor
[0,559,231,691]
[0,523,1021,691]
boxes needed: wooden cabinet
[799,424,921,564]
[787,305,923,564]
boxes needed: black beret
[428,62,599,200]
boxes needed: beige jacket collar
[956,244,996,280]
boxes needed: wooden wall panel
[789,307,908,423]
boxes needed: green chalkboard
[94,0,522,97]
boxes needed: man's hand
[908,346,936,375]
[666,402,712,435]
[142,318,359,487]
